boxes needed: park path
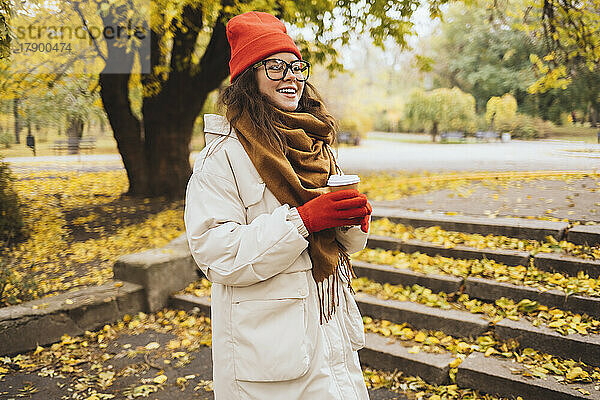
[4,134,600,173]
[336,134,599,173]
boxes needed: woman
[184,11,372,400]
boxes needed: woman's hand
[296,189,369,233]
[356,193,372,233]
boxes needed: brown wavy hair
[218,66,338,154]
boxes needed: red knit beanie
[226,11,302,81]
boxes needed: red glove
[297,189,369,233]
[358,194,372,233]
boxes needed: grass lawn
[545,125,599,143]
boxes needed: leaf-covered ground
[360,171,600,223]
[2,168,185,306]
[3,163,599,399]
[0,309,513,400]
[0,310,214,399]
[2,165,598,306]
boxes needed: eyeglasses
[253,58,311,82]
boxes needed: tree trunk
[431,122,439,142]
[142,104,198,198]
[97,0,148,196]
[66,116,84,154]
[13,98,20,144]
[590,103,598,128]
[97,3,230,199]
[138,12,231,198]
[99,73,147,195]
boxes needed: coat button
[298,288,307,297]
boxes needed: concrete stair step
[169,292,600,397]
[534,252,600,278]
[464,276,600,319]
[355,292,491,339]
[368,234,531,267]
[360,332,454,385]
[0,281,145,356]
[457,351,600,400]
[168,293,455,385]
[351,260,462,295]
[352,262,600,365]
[354,286,600,367]
[371,208,568,241]
[354,257,600,319]
[169,293,211,315]
[354,279,600,367]
[354,257,600,318]
[495,317,600,367]
[567,225,600,247]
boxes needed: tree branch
[194,8,231,92]
[169,4,203,75]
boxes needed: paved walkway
[5,135,600,173]
[376,175,600,223]
[337,135,600,173]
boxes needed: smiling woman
[253,55,309,111]
[184,10,373,400]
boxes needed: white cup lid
[327,174,360,186]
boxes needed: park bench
[52,139,69,154]
[475,130,500,142]
[440,131,465,142]
[337,131,361,146]
[52,137,97,154]
[79,137,97,152]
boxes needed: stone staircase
[169,209,600,400]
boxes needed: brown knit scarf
[227,103,355,323]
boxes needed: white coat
[184,114,370,400]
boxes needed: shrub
[486,94,517,132]
[403,87,477,140]
[509,114,554,139]
[337,114,373,138]
[0,158,25,248]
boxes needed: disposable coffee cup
[327,174,360,192]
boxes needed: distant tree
[511,0,600,93]
[0,158,24,248]
[404,87,477,141]
[428,4,538,112]
[427,2,600,125]
[486,94,518,132]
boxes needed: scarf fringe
[316,243,355,324]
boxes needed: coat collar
[204,114,237,145]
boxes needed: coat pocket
[342,285,366,351]
[231,272,312,382]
